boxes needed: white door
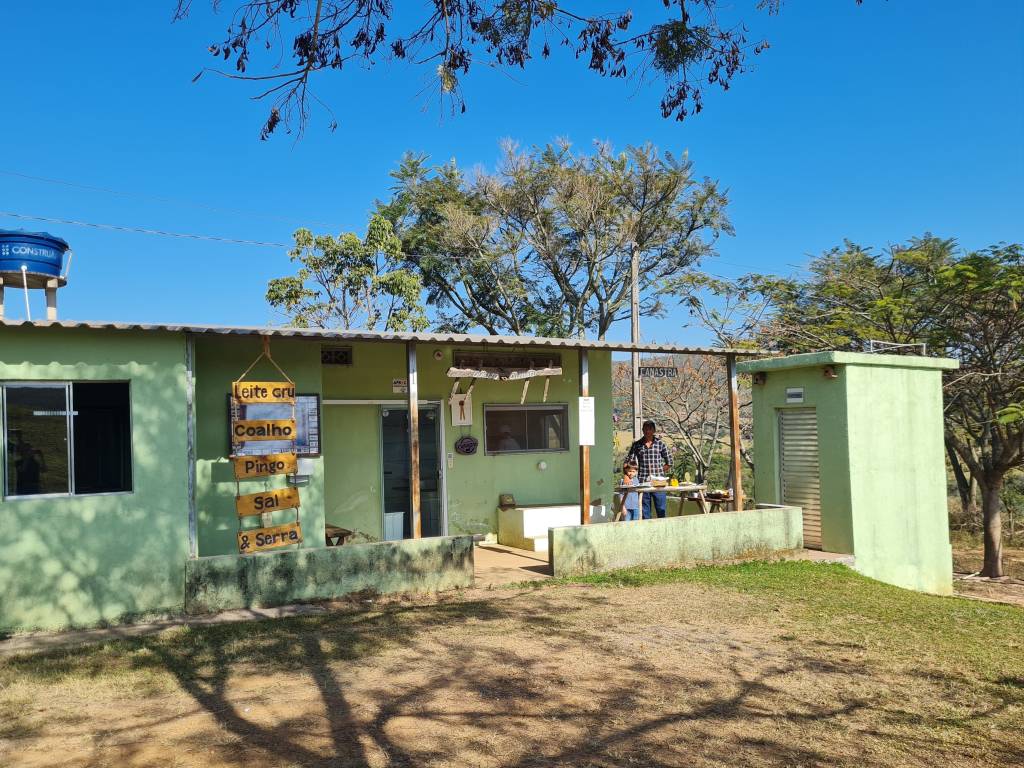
[778,408,823,549]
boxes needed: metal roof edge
[0,318,767,357]
[737,350,959,373]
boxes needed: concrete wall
[549,505,803,577]
[739,352,957,595]
[185,535,475,614]
[0,326,189,631]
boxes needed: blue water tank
[0,229,70,288]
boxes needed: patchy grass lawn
[2,562,1022,768]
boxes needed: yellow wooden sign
[232,452,298,480]
[232,381,296,404]
[237,521,303,554]
[236,486,301,518]
[232,419,296,442]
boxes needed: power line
[0,211,291,248]
[0,169,339,229]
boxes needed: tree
[683,237,1024,577]
[380,140,730,338]
[173,1,863,139]
[613,354,753,485]
[266,214,428,331]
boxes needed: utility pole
[631,241,642,440]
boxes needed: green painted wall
[320,342,614,539]
[185,535,475,614]
[745,364,856,554]
[194,336,326,557]
[739,352,957,594]
[0,327,188,631]
[549,505,803,577]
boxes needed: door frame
[324,399,448,537]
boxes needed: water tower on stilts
[0,230,72,320]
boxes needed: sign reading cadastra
[232,380,296,404]
[232,452,298,480]
[232,419,296,441]
[237,521,303,553]
[236,486,301,518]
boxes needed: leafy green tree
[174,1,863,138]
[681,237,1024,577]
[266,214,427,331]
[380,140,730,338]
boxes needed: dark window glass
[72,382,132,494]
[485,405,569,454]
[4,386,70,496]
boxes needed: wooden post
[185,333,198,558]
[407,341,422,538]
[630,242,642,440]
[726,354,744,512]
[579,349,591,525]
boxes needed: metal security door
[779,408,823,549]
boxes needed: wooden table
[613,483,709,518]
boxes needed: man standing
[626,420,673,519]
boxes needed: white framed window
[2,382,133,498]
[484,404,569,454]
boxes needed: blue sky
[1,1,1021,346]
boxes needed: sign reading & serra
[237,521,303,553]
[232,380,296,404]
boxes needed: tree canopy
[266,214,428,331]
[379,140,730,338]
[174,1,862,138]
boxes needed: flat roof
[737,350,959,373]
[0,319,766,357]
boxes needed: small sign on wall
[578,396,595,446]
[237,521,303,554]
[236,486,301,517]
[232,452,298,480]
[392,377,408,394]
[786,387,805,404]
[449,392,473,426]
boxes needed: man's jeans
[642,491,667,519]
[623,507,640,521]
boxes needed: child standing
[621,463,641,521]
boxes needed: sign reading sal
[232,380,296,404]
[236,486,300,517]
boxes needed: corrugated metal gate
[778,408,822,549]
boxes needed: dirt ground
[952,541,1024,607]
[2,567,1022,768]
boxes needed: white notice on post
[578,396,595,446]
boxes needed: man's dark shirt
[626,437,672,483]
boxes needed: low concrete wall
[549,505,803,578]
[185,535,475,615]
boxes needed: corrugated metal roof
[0,318,765,356]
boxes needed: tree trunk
[946,442,977,519]
[980,473,1005,578]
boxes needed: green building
[0,319,753,631]
[738,351,959,595]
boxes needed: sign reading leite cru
[236,486,301,518]
[232,380,296,404]
[233,452,298,480]
[237,521,303,553]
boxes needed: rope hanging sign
[230,336,304,554]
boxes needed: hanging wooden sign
[237,521,303,554]
[232,419,296,441]
[232,381,297,404]
[236,486,301,518]
[232,452,298,480]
